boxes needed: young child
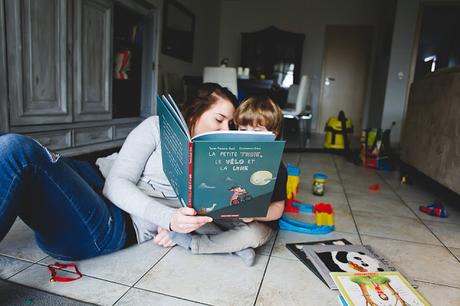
[233,96,287,227]
[170,97,287,266]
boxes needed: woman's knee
[0,133,60,163]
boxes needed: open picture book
[157,95,286,218]
[286,241,416,290]
[332,271,430,306]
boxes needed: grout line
[376,171,460,264]
[252,230,280,306]
[415,279,460,290]
[359,233,449,248]
[111,248,175,305]
[118,286,213,306]
[332,155,363,244]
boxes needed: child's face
[238,124,268,132]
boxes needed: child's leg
[190,221,273,254]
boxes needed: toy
[419,202,448,218]
[280,202,335,234]
[285,163,301,213]
[368,184,381,191]
[312,173,327,196]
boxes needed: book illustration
[229,185,252,205]
[286,239,352,286]
[331,272,430,306]
[302,245,416,290]
[158,95,285,218]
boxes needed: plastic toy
[368,184,381,191]
[312,173,328,196]
[280,202,335,234]
[419,202,448,218]
[286,163,300,199]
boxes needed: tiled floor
[1,153,460,305]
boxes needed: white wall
[217,0,385,130]
[381,0,419,144]
[149,0,222,101]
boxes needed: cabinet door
[73,0,112,122]
[5,0,71,126]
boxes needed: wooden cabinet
[1,0,158,156]
[5,0,71,125]
[73,0,112,121]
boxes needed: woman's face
[192,98,235,137]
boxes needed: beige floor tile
[0,255,32,279]
[115,288,203,305]
[347,193,415,218]
[424,221,460,248]
[256,256,338,305]
[136,247,268,306]
[449,247,460,260]
[0,219,47,262]
[40,241,170,286]
[393,184,438,202]
[361,235,460,288]
[9,264,129,306]
[271,230,361,260]
[415,281,460,306]
[354,211,441,245]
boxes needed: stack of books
[286,239,430,305]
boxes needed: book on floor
[300,244,416,290]
[157,95,286,218]
[286,239,352,286]
[332,271,430,306]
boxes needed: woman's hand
[153,226,176,247]
[170,207,213,233]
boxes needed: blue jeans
[0,133,127,260]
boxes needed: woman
[0,84,237,261]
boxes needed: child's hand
[240,217,254,223]
[153,226,176,248]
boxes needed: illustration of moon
[250,170,273,186]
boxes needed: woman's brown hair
[182,83,239,133]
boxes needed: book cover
[158,95,286,218]
[301,245,416,290]
[285,239,352,286]
[331,272,430,306]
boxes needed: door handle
[325,77,335,85]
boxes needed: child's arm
[241,200,285,223]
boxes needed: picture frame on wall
[162,0,195,62]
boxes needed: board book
[300,244,416,290]
[286,239,352,286]
[332,271,430,306]
[157,95,286,218]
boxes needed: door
[73,0,112,121]
[5,0,71,125]
[318,25,373,135]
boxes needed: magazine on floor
[333,271,430,306]
[157,95,286,218]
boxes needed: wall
[149,0,222,102]
[217,0,385,130]
[381,0,419,144]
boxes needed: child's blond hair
[234,97,283,136]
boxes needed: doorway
[318,25,373,136]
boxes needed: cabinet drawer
[114,123,138,140]
[74,126,113,146]
[25,130,72,151]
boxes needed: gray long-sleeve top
[102,116,182,243]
